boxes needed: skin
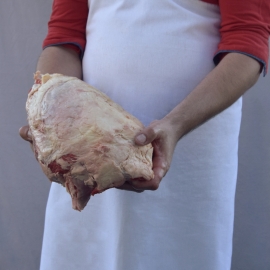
[19,46,261,203]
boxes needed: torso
[83,0,221,124]
[41,1,242,269]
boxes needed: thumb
[135,126,157,146]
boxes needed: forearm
[37,46,82,79]
[166,53,261,139]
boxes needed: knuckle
[147,126,157,139]
[150,120,166,137]
[162,162,170,174]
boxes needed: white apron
[40,0,242,269]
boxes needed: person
[20,0,270,269]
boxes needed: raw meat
[26,72,154,210]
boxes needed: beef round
[26,72,154,210]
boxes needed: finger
[135,124,158,146]
[19,125,32,142]
[131,170,163,191]
[131,177,160,191]
[130,157,167,191]
[151,139,171,177]
[116,182,144,193]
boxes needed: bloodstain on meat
[90,182,101,196]
[61,153,77,164]
[91,188,101,196]
[48,154,77,174]
[48,160,70,174]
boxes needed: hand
[130,117,179,191]
[19,125,142,210]
[19,118,179,204]
[19,125,90,210]
[19,125,35,155]
[19,125,32,142]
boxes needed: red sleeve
[201,0,218,4]
[42,0,88,57]
[214,0,270,76]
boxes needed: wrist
[162,112,185,142]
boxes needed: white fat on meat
[26,72,154,210]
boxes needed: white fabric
[40,0,242,269]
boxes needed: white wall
[0,1,269,269]
[0,1,51,269]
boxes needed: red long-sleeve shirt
[43,0,270,75]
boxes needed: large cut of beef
[26,72,154,210]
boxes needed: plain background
[0,1,269,269]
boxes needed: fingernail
[136,134,146,144]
